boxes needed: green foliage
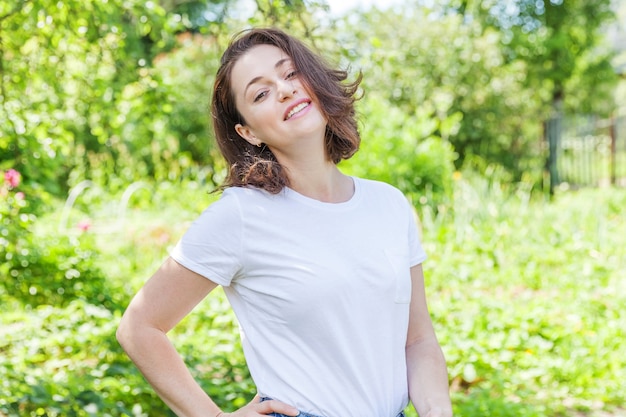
[0,169,104,309]
[0,300,164,416]
[3,179,625,417]
[2,232,113,308]
[246,0,328,32]
[336,4,545,180]
[0,168,113,309]
[146,33,226,184]
[2,0,621,200]
[327,0,619,183]
[0,183,245,417]
[341,93,458,209]
[1,1,625,414]
[421,177,626,416]
[0,0,228,196]
[0,295,250,417]
[467,0,618,114]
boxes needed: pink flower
[77,219,92,232]
[4,169,21,188]
[15,192,25,200]
[156,232,171,245]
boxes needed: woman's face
[231,44,327,157]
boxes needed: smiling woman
[211,28,362,195]
[116,27,452,417]
[231,44,327,160]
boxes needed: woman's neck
[268,129,354,203]
[284,161,354,203]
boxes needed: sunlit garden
[1,0,625,416]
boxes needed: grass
[418,174,626,417]
[2,176,625,416]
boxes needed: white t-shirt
[171,177,426,417]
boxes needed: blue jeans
[261,397,406,417]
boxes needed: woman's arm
[116,257,222,417]
[406,264,453,417]
[116,257,297,417]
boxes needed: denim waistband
[260,397,405,417]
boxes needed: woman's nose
[277,79,296,101]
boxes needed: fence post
[545,114,562,194]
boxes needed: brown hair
[211,27,362,194]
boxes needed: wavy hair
[211,27,362,193]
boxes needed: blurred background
[1,0,625,416]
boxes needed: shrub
[0,169,113,309]
[0,300,164,417]
[341,94,458,209]
[0,295,253,417]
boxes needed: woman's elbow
[116,312,138,352]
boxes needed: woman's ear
[235,123,260,146]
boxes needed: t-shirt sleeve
[170,189,242,286]
[406,198,427,266]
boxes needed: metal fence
[545,114,626,191]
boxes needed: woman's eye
[254,91,268,102]
[286,70,298,79]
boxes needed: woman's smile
[232,44,327,151]
[284,99,312,120]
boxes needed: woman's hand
[217,395,299,417]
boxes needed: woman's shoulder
[355,177,406,199]
[217,185,286,210]
[222,185,280,200]
[193,186,273,225]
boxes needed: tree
[335,3,544,178]
[327,0,620,180]
[0,0,229,197]
[457,0,618,114]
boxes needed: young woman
[117,27,452,417]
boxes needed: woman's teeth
[286,102,309,120]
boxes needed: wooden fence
[545,114,626,192]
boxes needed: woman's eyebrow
[244,58,292,97]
